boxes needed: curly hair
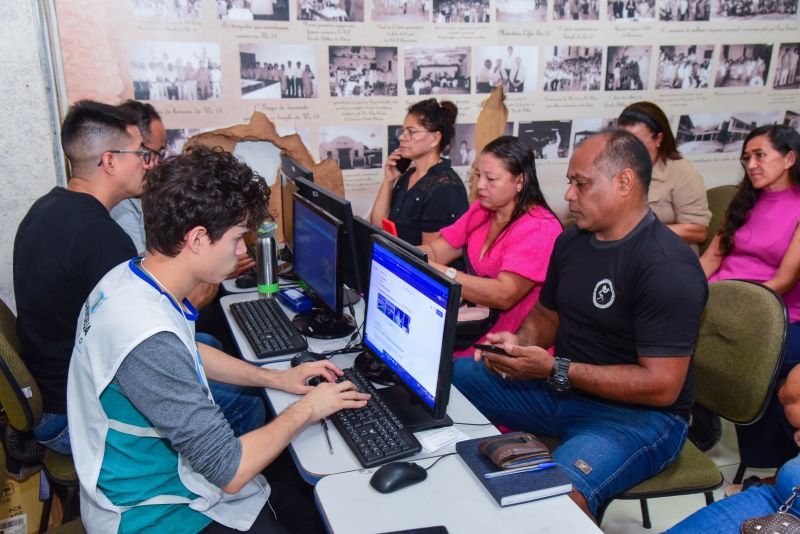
[142,145,270,257]
[407,98,458,153]
[718,125,800,256]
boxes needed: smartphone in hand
[395,157,412,173]
[473,343,510,356]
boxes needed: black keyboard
[229,298,308,359]
[331,367,422,467]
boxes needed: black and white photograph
[130,0,202,17]
[217,0,289,19]
[519,121,573,160]
[319,125,383,170]
[240,44,318,99]
[446,123,514,166]
[656,45,714,89]
[676,111,779,154]
[404,46,471,95]
[785,110,800,131]
[715,44,772,87]
[329,47,398,97]
[543,46,602,92]
[605,45,651,91]
[552,0,600,20]
[298,0,364,20]
[659,0,710,20]
[475,46,538,94]
[711,0,797,19]
[433,0,491,21]
[130,41,222,101]
[572,118,618,147]
[607,0,656,19]
[164,128,204,157]
[371,0,431,21]
[775,43,800,89]
[496,0,546,21]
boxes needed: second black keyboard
[229,298,308,359]
[331,367,422,467]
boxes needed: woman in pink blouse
[702,124,800,373]
[421,136,563,356]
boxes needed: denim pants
[664,453,800,533]
[453,357,688,515]
[34,381,266,454]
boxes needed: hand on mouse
[296,380,371,421]
[278,360,344,394]
[227,252,256,280]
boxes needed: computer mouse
[290,351,325,367]
[369,461,427,494]
[235,270,257,289]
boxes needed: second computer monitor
[279,154,314,252]
[362,235,461,430]
[291,193,355,338]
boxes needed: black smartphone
[473,343,510,356]
[395,157,412,173]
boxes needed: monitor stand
[376,384,453,432]
[343,286,361,306]
[292,309,356,339]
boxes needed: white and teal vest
[67,260,269,533]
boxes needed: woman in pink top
[421,136,563,357]
[702,124,800,375]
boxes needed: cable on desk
[424,453,456,471]
[451,421,495,426]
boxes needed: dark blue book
[456,436,573,506]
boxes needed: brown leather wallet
[478,433,553,469]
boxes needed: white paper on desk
[417,426,470,453]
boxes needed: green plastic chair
[604,279,787,528]
[0,299,81,533]
[699,185,737,255]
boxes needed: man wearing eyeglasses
[13,100,146,456]
[111,100,166,254]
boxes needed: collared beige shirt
[649,157,711,227]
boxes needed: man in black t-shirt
[453,130,708,520]
[13,101,146,454]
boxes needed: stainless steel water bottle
[255,221,279,298]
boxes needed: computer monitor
[362,235,461,431]
[291,193,356,339]
[294,176,363,305]
[279,154,314,253]
[352,216,427,301]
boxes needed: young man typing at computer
[67,146,370,533]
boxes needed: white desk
[314,454,603,534]
[220,292,364,364]
[262,354,499,483]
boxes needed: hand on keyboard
[296,380,371,422]
[280,359,344,394]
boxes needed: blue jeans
[453,358,688,515]
[34,381,265,455]
[664,453,800,533]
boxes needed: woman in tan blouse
[618,101,711,251]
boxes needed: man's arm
[779,364,800,446]
[483,346,691,407]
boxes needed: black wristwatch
[547,357,571,393]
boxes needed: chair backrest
[699,185,737,255]
[0,299,42,432]
[693,280,786,425]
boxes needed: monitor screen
[353,216,427,299]
[295,176,363,296]
[280,154,314,252]
[363,237,458,413]
[292,193,342,315]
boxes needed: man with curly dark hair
[67,146,369,533]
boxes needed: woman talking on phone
[421,136,562,356]
[370,98,469,245]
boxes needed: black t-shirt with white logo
[539,211,708,417]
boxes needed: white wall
[0,1,60,311]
